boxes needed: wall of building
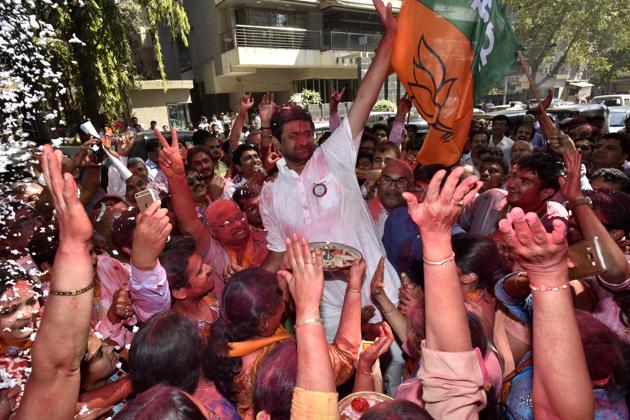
[130,82,193,129]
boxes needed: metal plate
[309,241,362,271]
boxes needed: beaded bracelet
[530,282,570,292]
[423,252,455,266]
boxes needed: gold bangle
[381,306,395,315]
[295,317,323,329]
[346,287,361,294]
[49,281,95,296]
[358,368,373,376]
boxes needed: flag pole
[517,51,543,108]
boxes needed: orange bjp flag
[391,0,521,166]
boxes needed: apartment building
[161,0,402,123]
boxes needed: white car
[608,106,630,133]
[592,94,630,107]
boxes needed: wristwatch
[565,196,592,212]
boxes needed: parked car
[608,106,630,133]
[546,104,610,133]
[591,94,630,107]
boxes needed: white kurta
[260,117,401,337]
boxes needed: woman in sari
[203,236,364,419]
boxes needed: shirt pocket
[310,173,343,221]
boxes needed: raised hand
[118,128,136,157]
[107,288,134,324]
[277,235,324,319]
[373,0,396,35]
[361,305,376,324]
[239,93,255,115]
[262,143,280,173]
[259,92,277,127]
[358,322,394,372]
[402,166,481,235]
[155,127,184,178]
[346,257,366,292]
[498,208,569,278]
[208,175,226,201]
[131,201,172,270]
[369,256,386,298]
[39,145,92,244]
[558,147,583,202]
[329,87,346,114]
[396,93,412,118]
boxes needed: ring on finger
[451,199,465,207]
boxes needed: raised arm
[402,166,481,352]
[498,208,593,419]
[333,259,365,352]
[370,257,408,342]
[155,128,211,253]
[258,93,277,149]
[18,146,94,419]
[229,94,254,152]
[328,87,345,133]
[347,0,396,138]
[389,94,412,146]
[128,201,173,321]
[559,147,630,286]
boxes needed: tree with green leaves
[505,0,630,87]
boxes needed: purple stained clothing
[95,255,171,348]
[383,206,465,287]
[193,378,240,420]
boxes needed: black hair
[28,223,59,268]
[375,141,401,157]
[452,233,500,289]
[232,143,259,167]
[270,105,314,142]
[111,207,140,251]
[128,312,203,394]
[253,338,297,420]
[372,123,389,134]
[191,129,214,146]
[159,237,197,290]
[233,185,261,209]
[479,155,509,176]
[514,152,563,192]
[591,168,629,191]
[491,114,509,125]
[203,268,284,404]
[146,139,161,153]
[0,259,34,296]
[114,383,206,420]
[601,132,630,155]
[186,145,213,166]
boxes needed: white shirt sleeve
[320,117,362,171]
[259,184,287,252]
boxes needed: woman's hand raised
[402,166,480,236]
[277,235,324,320]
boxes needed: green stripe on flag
[416,0,522,101]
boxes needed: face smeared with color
[0,281,40,344]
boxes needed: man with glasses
[368,160,413,239]
[258,0,406,395]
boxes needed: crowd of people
[2,0,630,419]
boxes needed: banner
[392,0,521,166]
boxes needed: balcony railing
[322,31,381,51]
[221,25,321,52]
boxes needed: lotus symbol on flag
[408,35,456,142]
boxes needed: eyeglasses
[212,212,247,229]
[381,176,409,188]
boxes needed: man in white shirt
[198,116,210,131]
[259,0,405,394]
[491,115,514,166]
